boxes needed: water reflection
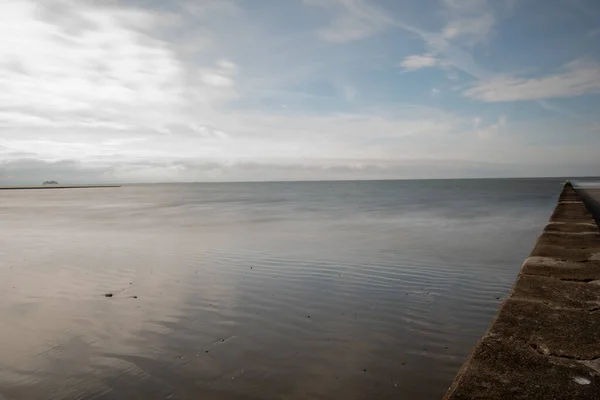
[0,179,569,399]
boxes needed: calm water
[0,179,565,399]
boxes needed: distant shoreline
[0,185,121,190]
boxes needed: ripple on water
[0,179,565,399]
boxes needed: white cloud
[439,0,498,46]
[217,59,239,73]
[475,115,506,138]
[2,0,487,179]
[0,111,132,130]
[389,1,500,79]
[400,54,440,71]
[393,0,512,80]
[200,73,235,87]
[441,0,489,12]
[304,0,393,43]
[176,0,240,18]
[0,1,186,121]
[199,59,238,88]
[442,13,495,45]
[464,59,600,102]
[0,1,245,142]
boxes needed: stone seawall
[443,181,600,399]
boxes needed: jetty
[444,181,600,399]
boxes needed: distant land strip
[0,185,121,190]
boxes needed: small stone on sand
[573,376,591,385]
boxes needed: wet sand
[0,180,564,399]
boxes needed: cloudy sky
[1,0,599,183]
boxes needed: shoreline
[0,185,121,190]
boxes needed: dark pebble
[363,369,367,372]
[307,315,310,318]
[133,296,138,299]
[205,350,209,353]
[105,293,113,297]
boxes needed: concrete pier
[444,181,600,399]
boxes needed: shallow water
[0,179,566,399]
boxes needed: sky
[1,0,599,183]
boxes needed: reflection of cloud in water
[0,180,566,399]
[0,227,240,397]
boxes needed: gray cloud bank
[2,158,599,185]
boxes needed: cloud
[5,0,508,181]
[0,1,187,123]
[394,0,518,80]
[176,0,240,17]
[439,0,498,46]
[199,59,238,88]
[441,0,490,12]
[589,27,600,37]
[442,13,495,45]
[331,79,358,102]
[0,0,597,183]
[199,60,238,88]
[464,59,600,102]
[400,54,440,71]
[4,149,599,184]
[392,1,500,79]
[304,0,393,43]
[475,115,506,138]
[0,111,133,130]
[0,102,490,174]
